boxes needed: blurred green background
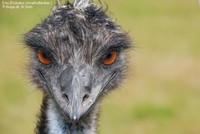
[1,0,200,133]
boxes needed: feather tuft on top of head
[52,0,95,12]
[73,0,91,9]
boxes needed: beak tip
[73,115,77,121]
[70,114,80,122]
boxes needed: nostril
[82,94,89,102]
[62,94,69,103]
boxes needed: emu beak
[59,67,99,122]
[68,74,87,122]
[58,67,116,122]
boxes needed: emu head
[24,0,131,122]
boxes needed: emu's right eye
[37,50,52,65]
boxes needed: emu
[24,0,131,133]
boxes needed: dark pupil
[42,52,48,58]
[106,53,112,59]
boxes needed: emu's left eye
[37,50,52,65]
[103,50,117,65]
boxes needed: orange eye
[103,51,117,65]
[37,51,52,65]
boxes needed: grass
[1,0,200,133]
[132,104,173,120]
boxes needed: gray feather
[74,0,91,9]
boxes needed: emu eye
[37,50,52,65]
[103,50,117,65]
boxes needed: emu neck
[36,97,99,134]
